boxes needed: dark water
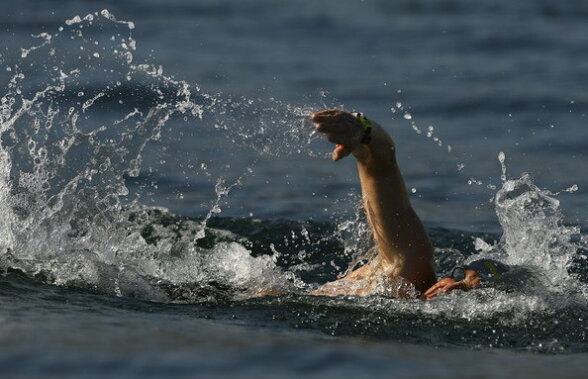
[1,0,587,377]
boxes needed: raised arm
[312,110,436,293]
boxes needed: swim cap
[466,259,509,280]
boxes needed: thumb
[332,144,353,161]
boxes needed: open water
[1,1,587,377]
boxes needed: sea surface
[1,0,587,377]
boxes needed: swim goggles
[449,259,509,282]
[450,266,467,282]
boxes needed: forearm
[353,123,435,290]
[353,122,411,222]
[311,109,436,291]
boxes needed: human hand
[422,277,467,300]
[311,109,364,161]
[423,269,482,300]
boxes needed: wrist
[352,124,397,168]
[351,112,373,145]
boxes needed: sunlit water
[1,2,587,377]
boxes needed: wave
[1,10,587,353]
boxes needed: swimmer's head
[425,259,511,299]
[449,259,509,289]
[466,259,509,281]
[424,259,510,300]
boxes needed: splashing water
[391,101,451,152]
[0,10,317,300]
[1,11,587,353]
[469,153,587,308]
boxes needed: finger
[429,285,449,298]
[327,133,351,145]
[446,282,466,292]
[425,289,440,300]
[315,123,347,134]
[311,109,342,121]
[312,109,341,116]
[312,110,353,124]
[426,284,451,298]
[423,283,442,296]
[424,289,440,299]
[332,145,353,161]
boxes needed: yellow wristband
[352,112,373,144]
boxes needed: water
[1,1,587,377]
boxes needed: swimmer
[311,110,509,300]
[422,258,509,300]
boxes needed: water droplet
[565,184,578,193]
[65,15,82,26]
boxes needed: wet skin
[422,269,482,300]
[312,110,487,300]
[312,109,437,296]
